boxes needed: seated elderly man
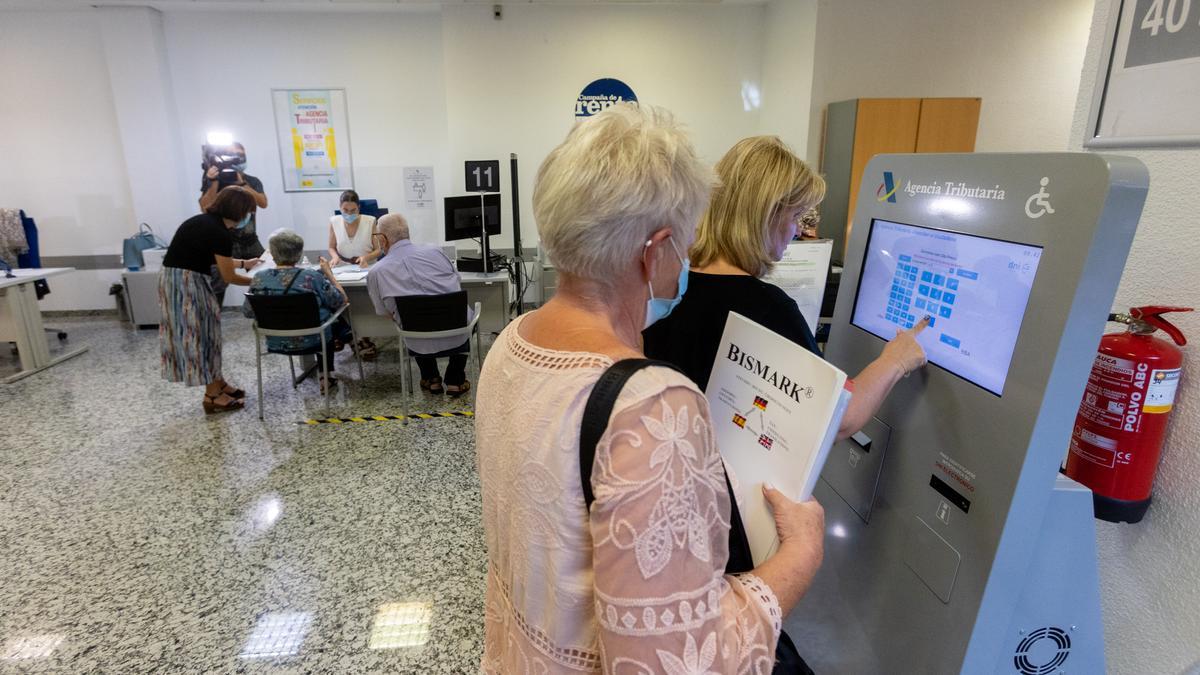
[367,213,474,397]
[243,228,351,394]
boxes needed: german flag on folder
[753,396,768,410]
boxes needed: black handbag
[579,358,813,675]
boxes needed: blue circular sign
[575,78,638,118]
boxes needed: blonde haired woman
[644,135,928,440]
[476,108,826,673]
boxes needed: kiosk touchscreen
[787,153,1148,675]
[852,219,1041,395]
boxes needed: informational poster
[707,312,850,564]
[763,239,833,336]
[1086,0,1200,147]
[271,89,354,191]
[403,167,436,210]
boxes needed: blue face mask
[644,237,689,329]
[235,213,252,230]
[343,213,360,224]
[232,162,247,173]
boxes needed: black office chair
[245,293,363,420]
[388,291,482,418]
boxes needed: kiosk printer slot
[788,153,1148,674]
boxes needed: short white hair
[533,104,713,282]
[378,213,409,242]
[268,228,305,265]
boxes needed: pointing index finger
[911,314,931,335]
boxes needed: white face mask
[644,237,689,329]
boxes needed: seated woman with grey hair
[475,104,826,674]
[243,228,351,394]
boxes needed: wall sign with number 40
[465,160,501,193]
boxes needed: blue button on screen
[957,269,978,280]
[930,289,942,301]
[940,306,953,318]
[921,271,933,282]
[947,278,959,290]
[943,293,956,305]
[940,334,961,348]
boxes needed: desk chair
[387,291,482,420]
[334,198,389,219]
[245,293,364,420]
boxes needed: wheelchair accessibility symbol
[1025,177,1055,219]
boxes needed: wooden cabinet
[819,97,981,261]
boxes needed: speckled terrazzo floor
[0,314,487,673]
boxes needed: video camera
[201,144,246,188]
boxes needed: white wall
[806,0,1095,163]
[758,0,819,159]
[440,3,766,254]
[0,11,136,309]
[1070,3,1200,672]
[2,4,768,309]
[163,9,452,250]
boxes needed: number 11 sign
[465,160,500,193]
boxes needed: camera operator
[199,142,268,302]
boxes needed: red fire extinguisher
[1065,306,1192,523]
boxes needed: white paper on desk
[245,253,275,276]
[763,239,832,336]
[706,312,850,566]
[334,269,369,282]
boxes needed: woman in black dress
[643,136,928,440]
[159,186,259,414]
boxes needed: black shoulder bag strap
[578,358,810,675]
[579,358,754,574]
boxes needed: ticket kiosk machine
[788,153,1148,674]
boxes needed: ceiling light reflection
[830,523,848,539]
[369,602,433,650]
[741,81,762,112]
[928,197,973,218]
[2,634,65,660]
[252,494,283,532]
[239,612,312,659]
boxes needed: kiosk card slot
[820,417,891,523]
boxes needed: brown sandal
[319,375,337,395]
[446,380,471,398]
[354,338,378,361]
[420,377,444,395]
[203,393,244,414]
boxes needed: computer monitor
[850,217,1042,396]
[444,194,501,242]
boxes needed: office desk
[334,270,511,340]
[0,268,89,383]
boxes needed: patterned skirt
[159,266,222,386]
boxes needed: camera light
[207,131,234,145]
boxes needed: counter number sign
[465,160,500,193]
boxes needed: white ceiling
[0,0,768,10]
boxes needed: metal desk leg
[2,282,89,384]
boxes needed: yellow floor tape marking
[300,410,475,425]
